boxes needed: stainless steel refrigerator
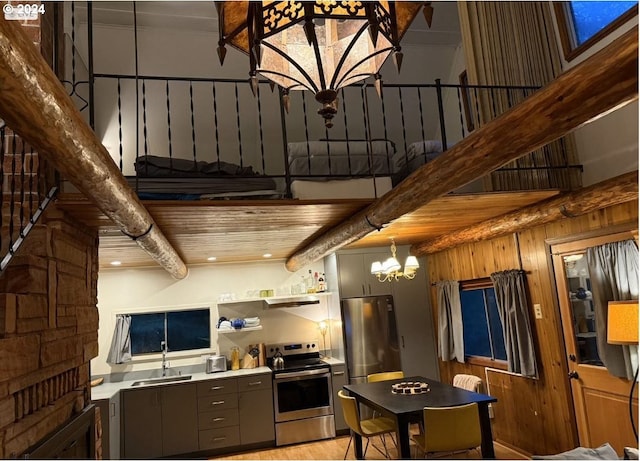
[341,295,402,384]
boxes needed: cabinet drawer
[199,426,240,450]
[198,408,239,430]
[197,378,238,397]
[237,374,272,392]
[198,394,238,412]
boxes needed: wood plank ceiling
[56,190,559,269]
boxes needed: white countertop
[91,366,273,401]
[322,357,345,366]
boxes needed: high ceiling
[78,1,462,47]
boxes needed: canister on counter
[230,346,240,370]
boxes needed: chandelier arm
[334,46,395,90]
[328,22,370,89]
[257,70,317,93]
[308,25,328,92]
[259,41,321,94]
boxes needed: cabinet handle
[368,284,372,294]
[210,386,224,390]
[211,400,225,406]
[213,417,226,422]
[212,437,227,442]
[248,381,262,386]
[401,335,405,348]
[362,284,365,296]
[110,402,116,417]
[333,371,345,376]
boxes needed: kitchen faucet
[161,340,168,377]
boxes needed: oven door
[273,367,333,423]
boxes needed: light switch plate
[534,304,543,319]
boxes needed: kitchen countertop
[91,366,272,401]
[321,357,345,366]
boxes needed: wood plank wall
[0,205,99,457]
[427,200,639,456]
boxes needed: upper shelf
[218,292,333,308]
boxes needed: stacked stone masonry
[0,6,98,455]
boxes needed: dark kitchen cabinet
[330,364,348,432]
[121,383,198,459]
[337,253,392,298]
[161,383,199,456]
[121,387,163,459]
[238,374,275,445]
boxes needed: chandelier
[215,1,431,127]
[371,239,419,282]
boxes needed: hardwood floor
[212,435,526,460]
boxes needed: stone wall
[0,205,99,457]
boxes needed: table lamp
[318,320,329,358]
[607,300,639,438]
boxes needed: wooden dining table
[343,376,498,459]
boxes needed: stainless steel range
[266,340,335,446]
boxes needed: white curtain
[587,239,639,380]
[436,280,465,363]
[490,270,538,377]
[107,314,132,364]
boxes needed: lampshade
[216,1,426,127]
[404,255,419,271]
[383,257,401,274]
[607,300,639,345]
[371,261,383,275]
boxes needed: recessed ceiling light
[207,256,217,261]
[263,253,272,258]
[110,261,122,266]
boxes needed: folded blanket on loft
[134,155,259,178]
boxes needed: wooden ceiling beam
[285,27,638,272]
[0,19,187,278]
[411,171,638,255]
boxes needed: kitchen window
[130,308,210,355]
[554,1,638,61]
[460,280,507,363]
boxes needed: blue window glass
[130,308,211,355]
[167,309,210,352]
[461,290,492,357]
[460,286,506,361]
[130,313,165,355]
[569,1,637,45]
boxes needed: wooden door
[551,230,638,455]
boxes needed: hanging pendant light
[371,238,419,282]
[216,1,430,127]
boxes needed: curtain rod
[430,270,527,286]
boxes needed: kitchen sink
[131,375,192,387]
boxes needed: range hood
[263,295,321,308]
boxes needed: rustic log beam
[0,19,187,278]
[285,27,638,272]
[412,171,638,255]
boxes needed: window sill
[466,356,508,370]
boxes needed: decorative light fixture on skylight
[215,1,433,128]
[371,238,419,282]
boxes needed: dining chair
[453,374,484,393]
[366,371,405,444]
[366,371,405,383]
[411,403,482,458]
[338,390,397,459]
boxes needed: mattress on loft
[290,177,392,200]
